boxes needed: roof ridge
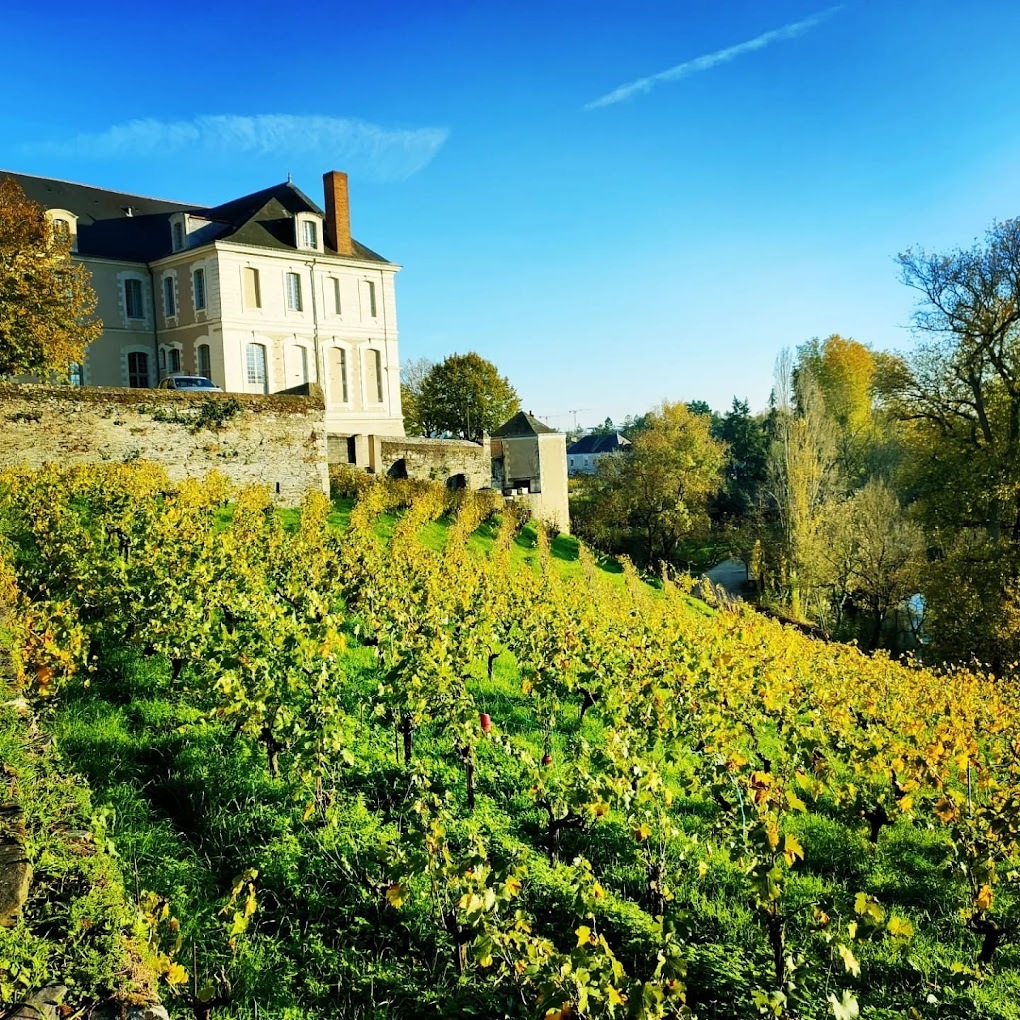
[1,169,203,208]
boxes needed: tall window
[365,348,383,403]
[243,267,262,309]
[197,343,211,379]
[163,277,176,317]
[158,348,166,373]
[193,268,207,311]
[329,348,348,405]
[52,218,71,244]
[302,220,318,249]
[331,277,342,314]
[68,362,83,387]
[128,351,149,388]
[124,278,144,319]
[172,221,184,251]
[286,272,302,311]
[247,343,268,393]
[366,280,377,317]
[297,346,309,384]
[169,348,181,374]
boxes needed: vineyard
[3,463,1020,1019]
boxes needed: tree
[586,401,726,566]
[797,335,889,484]
[400,357,435,437]
[404,352,519,441]
[818,481,926,648]
[764,350,842,621]
[894,218,1020,663]
[0,176,101,378]
[710,398,769,526]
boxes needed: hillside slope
[3,464,1020,1019]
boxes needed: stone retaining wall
[0,384,328,504]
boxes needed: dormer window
[171,220,184,252]
[296,214,322,252]
[46,209,78,252]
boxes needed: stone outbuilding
[491,412,570,534]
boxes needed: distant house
[566,432,631,476]
[491,411,570,534]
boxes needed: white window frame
[328,344,350,405]
[364,346,384,405]
[330,276,342,315]
[246,341,269,393]
[285,271,303,312]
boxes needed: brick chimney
[323,170,353,256]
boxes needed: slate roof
[2,172,390,264]
[567,433,631,455]
[492,411,558,438]
[5,171,195,262]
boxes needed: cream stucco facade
[9,170,405,439]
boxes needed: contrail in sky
[585,5,845,110]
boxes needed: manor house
[6,169,404,441]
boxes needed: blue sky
[5,0,1020,429]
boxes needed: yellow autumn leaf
[887,916,914,938]
[977,885,994,912]
[785,788,807,812]
[634,823,651,842]
[934,796,958,824]
[504,876,522,897]
[385,883,408,908]
[698,861,709,880]
[165,962,188,986]
[607,986,625,1006]
[576,924,593,947]
[838,943,861,977]
[783,833,804,866]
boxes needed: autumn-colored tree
[764,350,842,621]
[406,352,520,440]
[586,401,726,566]
[819,480,926,648]
[892,218,1020,663]
[796,334,900,484]
[0,176,101,378]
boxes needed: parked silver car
[157,375,222,392]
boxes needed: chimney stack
[323,170,353,256]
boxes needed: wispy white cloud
[585,5,844,110]
[20,114,450,182]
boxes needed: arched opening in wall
[328,348,348,405]
[447,473,467,491]
[247,342,269,394]
[387,458,408,480]
[197,343,211,379]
